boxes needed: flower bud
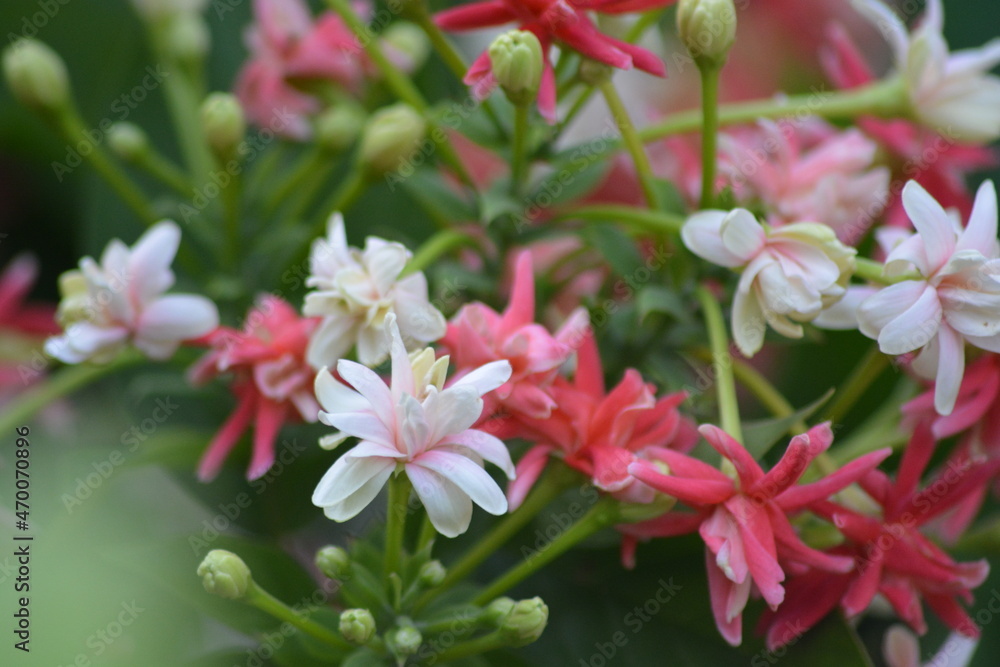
[315,104,366,153]
[488,30,543,106]
[417,560,447,587]
[339,609,376,645]
[676,0,737,68]
[358,104,427,176]
[130,0,208,22]
[315,545,351,580]
[499,597,548,646]
[200,93,246,162]
[164,12,210,65]
[390,624,422,656]
[197,549,251,600]
[382,22,430,74]
[108,123,150,163]
[55,270,91,328]
[577,59,612,87]
[3,39,70,113]
[483,597,516,628]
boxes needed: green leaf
[741,389,835,459]
[342,648,388,667]
[774,612,875,667]
[399,167,477,225]
[479,181,523,225]
[650,177,688,216]
[528,151,611,210]
[582,224,644,277]
[637,286,689,323]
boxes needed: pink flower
[759,423,996,649]
[822,22,996,231]
[628,424,890,646]
[235,0,372,140]
[0,254,58,394]
[189,295,320,481]
[442,251,588,422]
[506,331,695,509]
[435,0,672,123]
[311,314,514,538]
[682,208,856,357]
[857,180,1000,415]
[45,221,219,364]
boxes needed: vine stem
[695,285,743,443]
[384,471,412,580]
[245,580,351,651]
[698,64,721,209]
[403,230,474,277]
[511,104,530,196]
[597,78,658,209]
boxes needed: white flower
[853,0,1000,142]
[682,209,856,357]
[857,180,1000,415]
[303,213,447,369]
[45,221,218,364]
[311,315,514,538]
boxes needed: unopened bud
[500,597,548,646]
[417,560,447,587]
[358,104,426,176]
[315,104,366,153]
[3,39,70,113]
[577,59,612,87]
[130,0,208,22]
[197,549,251,600]
[677,0,737,68]
[201,93,245,161]
[315,545,351,580]
[488,30,543,106]
[339,609,376,645]
[391,624,422,656]
[483,597,516,628]
[382,22,430,74]
[108,123,150,162]
[164,11,210,65]
[55,270,90,327]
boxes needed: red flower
[760,423,998,649]
[436,0,673,122]
[190,295,320,481]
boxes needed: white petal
[396,392,429,457]
[336,359,393,415]
[387,313,415,399]
[732,289,766,357]
[876,285,942,355]
[423,386,484,443]
[814,286,879,330]
[306,315,359,369]
[901,181,957,274]
[324,412,396,448]
[681,210,756,268]
[128,220,179,303]
[933,324,965,415]
[405,464,473,538]
[956,180,998,256]
[136,294,218,348]
[314,367,369,414]
[45,325,128,364]
[443,429,515,478]
[857,281,929,342]
[412,450,508,516]
[852,0,910,64]
[449,360,512,396]
[364,242,409,294]
[721,209,767,260]
[321,462,396,522]
[312,454,395,510]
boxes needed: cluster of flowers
[5,0,1000,661]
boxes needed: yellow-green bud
[391,625,422,656]
[358,104,427,176]
[488,30,543,106]
[197,549,251,600]
[483,597,516,628]
[339,609,376,645]
[499,597,548,646]
[315,105,366,153]
[677,0,737,68]
[108,123,150,163]
[3,39,69,113]
[577,59,612,87]
[382,22,430,73]
[55,270,90,327]
[201,93,245,162]
[131,0,208,22]
[164,12,210,65]
[417,560,446,587]
[315,545,351,580]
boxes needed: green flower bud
[488,30,543,106]
[358,104,427,176]
[315,545,351,580]
[200,93,246,162]
[338,609,376,645]
[417,560,447,588]
[3,39,69,113]
[391,624,423,656]
[315,104,366,153]
[382,22,430,73]
[55,270,90,327]
[107,123,150,163]
[482,597,516,628]
[499,597,548,646]
[197,549,251,600]
[677,0,738,68]
[164,12,210,65]
[577,59,613,87]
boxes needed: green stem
[638,77,908,143]
[432,631,508,662]
[245,581,351,651]
[414,467,573,612]
[135,150,193,197]
[416,513,437,553]
[52,109,159,226]
[409,9,468,81]
[264,146,330,216]
[151,48,214,186]
[854,257,917,285]
[598,78,658,209]
[820,344,890,425]
[471,498,619,605]
[0,352,143,435]
[311,168,369,234]
[698,65,721,209]
[511,104,530,196]
[223,169,242,270]
[695,286,743,443]
[553,205,683,235]
[384,471,411,580]
[403,230,474,277]
[829,379,915,465]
